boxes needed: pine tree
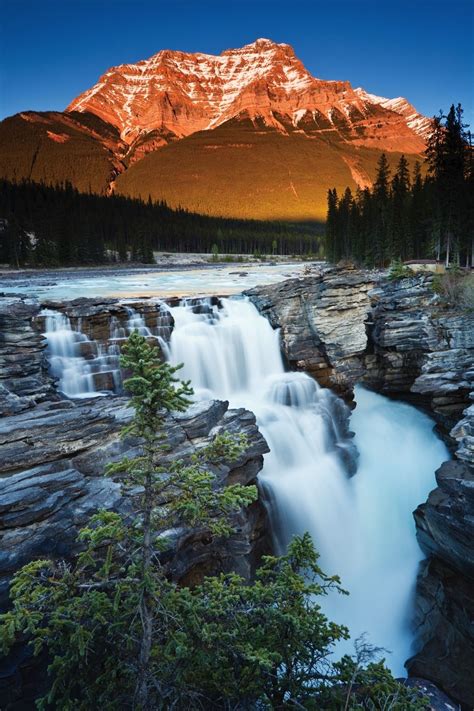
[325,188,339,262]
[390,155,411,260]
[410,162,427,259]
[372,153,391,266]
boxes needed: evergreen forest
[325,104,474,267]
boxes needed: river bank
[0,259,319,300]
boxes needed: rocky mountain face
[68,39,429,156]
[0,39,430,219]
[247,267,474,707]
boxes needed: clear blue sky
[1,0,473,125]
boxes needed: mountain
[0,39,431,220]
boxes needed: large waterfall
[41,296,449,672]
[168,297,449,675]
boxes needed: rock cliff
[0,295,271,704]
[246,267,376,402]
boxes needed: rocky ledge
[246,268,376,402]
[0,394,270,604]
[365,275,474,434]
[0,294,271,705]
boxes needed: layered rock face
[0,298,56,415]
[365,275,474,433]
[0,296,271,706]
[407,406,474,707]
[246,267,376,402]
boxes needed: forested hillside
[0,179,322,267]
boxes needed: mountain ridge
[0,38,431,220]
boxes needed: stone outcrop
[0,298,56,415]
[0,395,269,604]
[365,275,474,433]
[0,382,270,708]
[0,294,270,603]
[246,267,376,402]
[406,396,474,708]
[406,554,474,709]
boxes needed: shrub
[432,269,474,309]
[388,259,415,280]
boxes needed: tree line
[0,179,322,267]
[326,104,474,267]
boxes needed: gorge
[0,266,473,707]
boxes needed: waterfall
[110,305,171,360]
[167,296,449,675]
[42,310,122,398]
[43,304,172,398]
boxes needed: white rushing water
[167,296,449,674]
[42,310,123,398]
[42,305,172,398]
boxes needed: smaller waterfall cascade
[43,303,173,399]
[42,310,122,398]
[110,305,171,359]
[167,296,449,675]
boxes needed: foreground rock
[0,394,270,707]
[0,294,271,705]
[0,395,270,605]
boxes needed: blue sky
[1,0,473,125]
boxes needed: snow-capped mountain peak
[67,40,430,157]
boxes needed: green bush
[388,259,415,280]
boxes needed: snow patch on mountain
[66,39,430,152]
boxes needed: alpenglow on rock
[0,39,432,220]
[68,38,431,150]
